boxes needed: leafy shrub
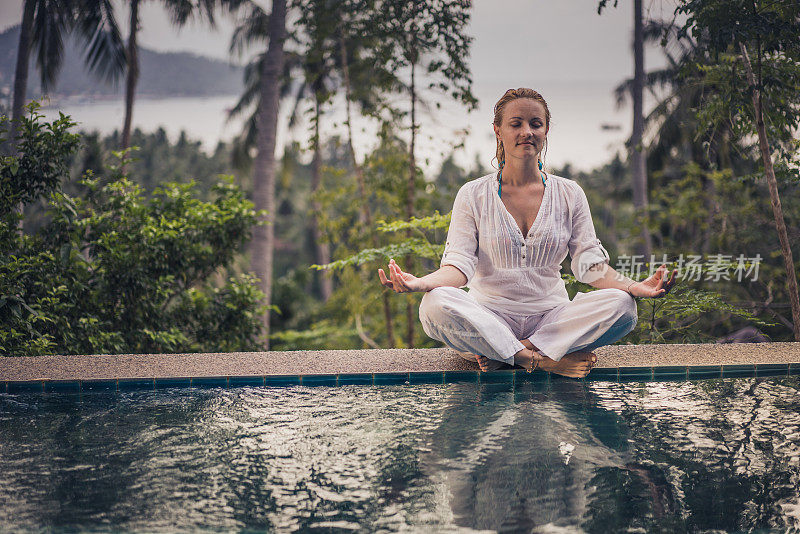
[1,104,266,356]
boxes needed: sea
[40,80,648,176]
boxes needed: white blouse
[440,172,610,314]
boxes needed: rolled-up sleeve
[441,185,479,285]
[568,185,610,284]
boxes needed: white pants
[418,287,637,365]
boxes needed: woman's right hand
[378,259,427,293]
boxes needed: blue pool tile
[337,373,373,386]
[2,382,6,393]
[514,369,549,382]
[443,370,479,384]
[480,370,514,383]
[619,367,653,382]
[228,376,265,387]
[8,380,46,393]
[264,375,301,387]
[192,376,228,388]
[688,366,722,380]
[586,367,619,381]
[408,371,444,385]
[82,379,118,391]
[117,378,156,391]
[373,373,408,385]
[300,374,338,387]
[653,366,688,380]
[755,363,789,378]
[45,380,81,393]
[480,382,516,394]
[789,363,800,376]
[722,364,756,379]
[155,377,192,389]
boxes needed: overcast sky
[1,1,679,171]
[1,1,674,78]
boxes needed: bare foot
[455,350,478,363]
[475,354,513,371]
[474,348,545,372]
[537,351,597,378]
[513,348,541,371]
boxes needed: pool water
[1,377,799,533]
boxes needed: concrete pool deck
[1,343,800,382]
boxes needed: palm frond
[229,1,269,57]
[32,0,71,92]
[614,68,680,109]
[161,0,195,27]
[74,0,126,84]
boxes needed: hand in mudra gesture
[629,264,678,298]
[378,259,426,293]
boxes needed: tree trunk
[338,32,395,346]
[8,0,36,156]
[7,0,36,228]
[631,0,653,259]
[121,0,140,154]
[405,55,417,348]
[739,42,800,341]
[311,96,333,301]
[251,0,287,349]
[339,34,371,228]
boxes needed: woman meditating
[378,88,677,378]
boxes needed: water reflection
[0,377,798,532]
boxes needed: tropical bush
[0,104,266,356]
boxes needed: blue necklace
[497,167,547,198]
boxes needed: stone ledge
[1,342,799,381]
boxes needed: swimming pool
[1,377,799,532]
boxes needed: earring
[538,159,543,170]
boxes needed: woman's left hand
[629,264,678,298]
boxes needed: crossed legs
[419,286,637,378]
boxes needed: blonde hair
[493,88,551,170]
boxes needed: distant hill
[0,25,244,100]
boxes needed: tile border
[1,364,796,394]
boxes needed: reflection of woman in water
[420,380,677,531]
[379,88,676,377]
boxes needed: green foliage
[561,269,770,345]
[0,108,266,356]
[676,0,800,170]
[76,128,243,194]
[1,103,80,215]
[270,321,359,347]
[376,211,450,233]
[377,0,477,110]
[627,285,773,344]
[314,239,444,271]
[314,212,450,271]
[278,124,440,350]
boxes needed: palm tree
[119,0,221,152]
[599,0,654,257]
[228,0,398,309]
[7,0,124,154]
[614,10,800,340]
[613,19,759,252]
[631,0,653,259]
[227,0,287,348]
